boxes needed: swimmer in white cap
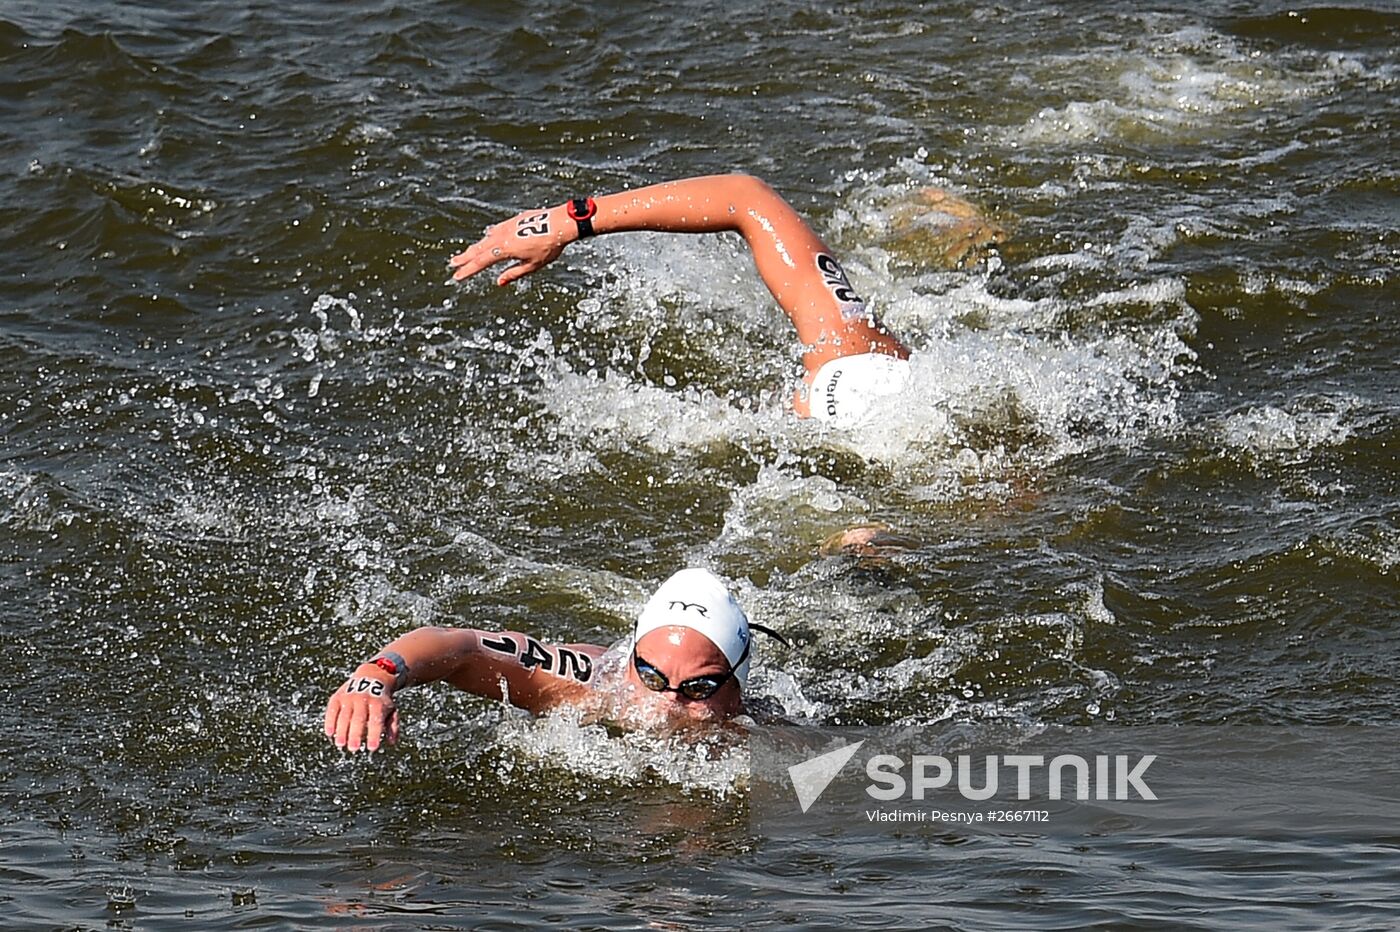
[324,568,781,752]
[449,174,914,427]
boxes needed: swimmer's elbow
[725,172,777,202]
[415,625,482,671]
[725,173,796,238]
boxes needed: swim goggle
[631,638,752,701]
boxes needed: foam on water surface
[493,705,751,798]
[1217,394,1367,461]
[1003,21,1366,147]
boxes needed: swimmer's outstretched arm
[323,626,604,753]
[449,174,907,373]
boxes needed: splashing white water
[1217,395,1365,461]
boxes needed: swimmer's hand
[449,205,571,287]
[324,667,401,753]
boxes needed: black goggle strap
[749,622,791,648]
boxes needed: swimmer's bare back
[448,173,909,416]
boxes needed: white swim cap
[633,568,751,684]
[808,352,912,427]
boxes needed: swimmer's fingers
[451,207,569,285]
[324,691,340,740]
[329,690,353,749]
[324,683,397,754]
[449,237,547,285]
[449,234,508,281]
[345,700,369,753]
[496,256,551,287]
[364,700,393,753]
[447,231,488,268]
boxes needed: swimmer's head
[806,352,912,428]
[628,568,750,715]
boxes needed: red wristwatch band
[566,197,597,238]
[365,651,409,687]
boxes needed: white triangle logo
[788,740,865,813]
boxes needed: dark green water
[1,1,1396,928]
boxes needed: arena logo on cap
[821,365,844,418]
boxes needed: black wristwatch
[566,197,597,239]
